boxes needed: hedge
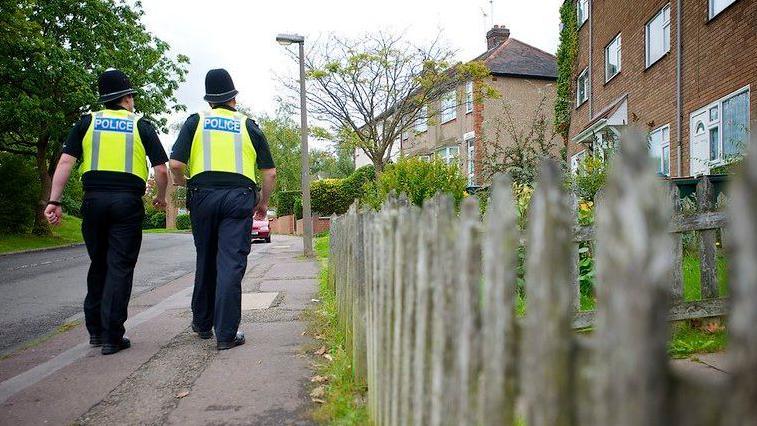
[310,165,375,216]
[276,190,301,217]
[0,153,40,234]
[176,214,191,230]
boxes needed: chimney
[486,25,510,50]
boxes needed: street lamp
[276,33,313,258]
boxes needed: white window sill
[604,71,621,84]
[441,117,456,125]
[645,50,670,70]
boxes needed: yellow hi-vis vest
[188,109,257,183]
[80,109,149,182]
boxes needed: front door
[690,110,709,176]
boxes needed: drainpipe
[588,0,593,117]
[675,0,683,176]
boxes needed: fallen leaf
[257,360,262,365]
[703,322,723,334]
[311,398,326,404]
[310,386,326,399]
[314,334,325,340]
[314,346,327,356]
[323,354,333,362]
[311,375,329,383]
[311,299,321,303]
[176,390,190,399]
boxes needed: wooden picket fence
[327,131,756,425]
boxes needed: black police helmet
[204,68,238,104]
[97,69,137,104]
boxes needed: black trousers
[188,187,254,343]
[81,191,144,345]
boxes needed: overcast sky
[139,0,562,147]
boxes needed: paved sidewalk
[0,235,319,425]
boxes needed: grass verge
[143,228,192,234]
[304,234,369,425]
[0,215,83,254]
[668,321,728,359]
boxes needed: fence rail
[327,131,756,425]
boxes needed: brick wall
[567,0,757,177]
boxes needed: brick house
[566,0,756,177]
[356,25,558,187]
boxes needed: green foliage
[0,153,39,233]
[275,190,301,217]
[61,167,84,217]
[668,323,728,359]
[573,155,608,202]
[176,214,191,230]
[142,210,166,230]
[360,157,467,210]
[310,165,376,216]
[256,113,302,195]
[0,0,189,234]
[0,214,82,254]
[294,198,303,220]
[555,0,579,140]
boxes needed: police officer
[170,69,276,350]
[45,69,169,355]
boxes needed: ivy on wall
[555,0,579,142]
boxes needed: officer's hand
[45,204,62,226]
[253,203,268,220]
[152,197,167,211]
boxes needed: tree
[0,0,189,234]
[479,96,563,186]
[555,0,579,142]
[281,32,491,174]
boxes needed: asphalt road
[0,233,197,355]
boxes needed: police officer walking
[45,69,169,355]
[170,69,276,350]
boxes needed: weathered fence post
[522,161,576,426]
[352,209,367,385]
[724,135,757,425]
[697,176,719,299]
[412,202,435,426]
[399,204,419,425]
[594,130,672,426]
[479,175,519,425]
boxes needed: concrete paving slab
[167,321,315,426]
[259,279,318,311]
[242,292,279,311]
[263,262,320,281]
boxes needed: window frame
[645,4,671,68]
[691,85,750,168]
[576,67,589,107]
[465,81,474,114]
[437,145,460,165]
[464,131,476,186]
[570,150,587,173]
[648,124,671,176]
[577,0,589,28]
[604,33,622,83]
[440,90,458,124]
[709,0,737,19]
[414,105,428,133]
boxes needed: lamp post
[276,33,313,257]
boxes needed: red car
[251,218,271,243]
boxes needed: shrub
[176,213,191,230]
[294,198,303,220]
[573,155,608,202]
[0,153,39,234]
[142,210,166,229]
[276,190,300,217]
[360,157,467,210]
[310,165,376,216]
[61,168,84,217]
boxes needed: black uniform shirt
[170,105,275,189]
[62,106,169,194]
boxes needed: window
[695,87,750,166]
[570,150,587,173]
[414,106,428,133]
[420,154,432,162]
[465,81,474,114]
[710,0,737,18]
[646,4,670,67]
[605,34,621,82]
[441,90,457,124]
[576,68,589,106]
[465,132,475,186]
[577,0,589,27]
[437,146,459,165]
[649,125,670,175]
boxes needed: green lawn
[0,215,84,254]
[143,228,191,234]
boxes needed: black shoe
[89,335,103,347]
[101,337,131,355]
[217,332,245,350]
[192,323,213,340]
